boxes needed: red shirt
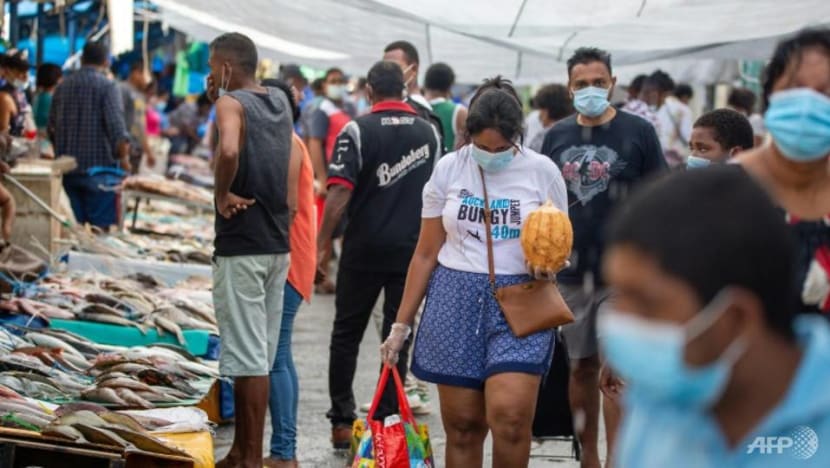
[287,134,317,302]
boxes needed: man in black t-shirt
[541,47,666,468]
[318,61,442,448]
[208,33,294,468]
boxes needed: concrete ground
[215,291,605,467]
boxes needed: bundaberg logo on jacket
[376,144,431,187]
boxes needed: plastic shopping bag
[351,364,434,468]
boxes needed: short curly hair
[533,84,574,121]
[694,109,755,151]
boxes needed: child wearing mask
[687,109,755,168]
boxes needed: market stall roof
[152,0,830,84]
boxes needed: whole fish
[54,402,109,417]
[138,347,189,363]
[177,361,220,379]
[42,423,86,441]
[136,391,182,403]
[78,313,147,334]
[0,375,24,393]
[57,353,92,373]
[99,377,155,393]
[82,387,128,406]
[1,411,52,430]
[156,363,198,381]
[4,372,78,394]
[0,354,53,375]
[24,380,69,400]
[53,410,108,427]
[96,372,129,382]
[105,363,152,375]
[136,369,175,387]
[12,347,88,373]
[155,306,217,333]
[148,386,191,400]
[152,315,185,345]
[99,411,147,432]
[116,413,173,431]
[105,426,188,456]
[171,299,216,326]
[148,344,198,362]
[81,303,129,318]
[18,299,75,320]
[24,332,86,359]
[114,388,154,409]
[0,383,24,400]
[34,329,102,356]
[84,292,124,310]
[0,400,53,419]
[73,423,130,448]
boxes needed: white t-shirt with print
[422,145,569,275]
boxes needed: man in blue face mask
[600,165,830,467]
[540,47,666,468]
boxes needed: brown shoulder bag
[479,168,574,338]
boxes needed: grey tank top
[214,87,292,256]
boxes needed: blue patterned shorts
[411,265,555,390]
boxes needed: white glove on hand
[380,323,412,365]
[526,260,571,281]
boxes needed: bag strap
[367,364,416,425]
[479,167,497,293]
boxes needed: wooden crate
[7,157,77,258]
[0,427,194,468]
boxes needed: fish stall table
[6,157,77,258]
[120,190,213,231]
[0,410,215,468]
[0,427,195,468]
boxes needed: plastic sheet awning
[152,0,830,84]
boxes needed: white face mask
[326,84,345,101]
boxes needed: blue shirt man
[49,42,129,228]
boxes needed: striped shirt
[48,67,129,172]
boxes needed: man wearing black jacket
[383,40,445,154]
[318,60,442,449]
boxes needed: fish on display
[150,314,186,345]
[105,425,190,456]
[54,402,109,416]
[82,387,128,406]
[98,376,156,393]
[77,312,148,334]
[99,411,148,432]
[52,409,108,428]
[42,423,86,442]
[114,388,154,410]
[73,423,130,448]
[0,354,54,375]
[24,332,87,360]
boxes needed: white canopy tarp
[152,0,830,84]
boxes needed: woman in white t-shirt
[381,77,568,467]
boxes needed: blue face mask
[573,86,611,118]
[597,291,746,409]
[470,144,515,172]
[686,155,712,169]
[764,88,830,162]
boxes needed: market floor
[214,292,603,467]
